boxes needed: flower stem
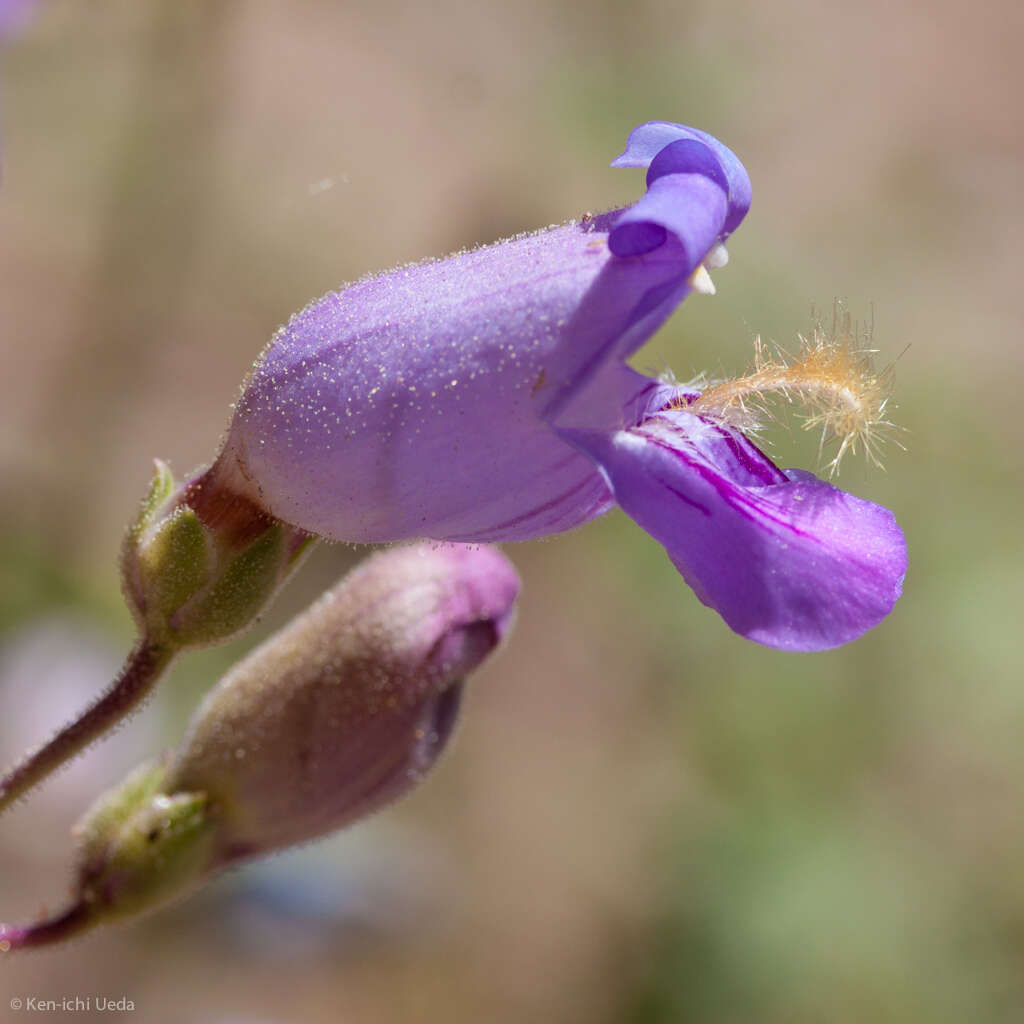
[0,639,175,815]
[0,902,93,952]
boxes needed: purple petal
[217,221,692,543]
[564,413,907,651]
[609,170,729,269]
[611,120,752,236]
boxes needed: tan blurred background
[1,1,1023,1021]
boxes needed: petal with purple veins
[563,412,907,652]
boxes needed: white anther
[689,263,717,296]
[704,243,729,269]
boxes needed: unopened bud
[0,461,317,814]
[5,543,518,946]
[165,541,519,857]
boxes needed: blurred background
[1,1,1022,1021]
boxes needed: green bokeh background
[1,2,1022,1021]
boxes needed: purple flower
[0,0,36,38]
[209,121,906,652]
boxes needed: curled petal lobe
[608,137,736,267]
[564,413,907,652]
[608,170,729,268]
[611,120,752,235]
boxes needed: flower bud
[0,460,318,815]
[165,540,519,857]
[121,460,313,649]
[2,543,518,947]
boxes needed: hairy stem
[0,903,93,952]
[0,640,175,815]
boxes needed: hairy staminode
[680,305,899,476]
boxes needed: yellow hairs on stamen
[678,303,899,476]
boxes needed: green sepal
[136,507,212,636]
[169,524,288,647]
[72,758,169,867]
[122,462,310,652]
[73,765,217,922]
[134,459,176,534]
